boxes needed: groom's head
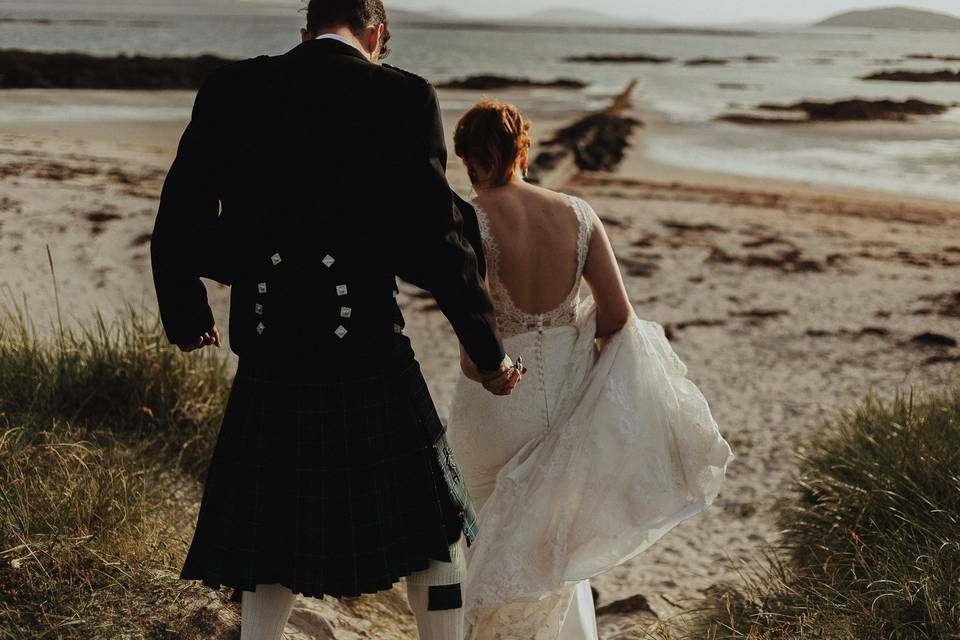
[301,0,391,62]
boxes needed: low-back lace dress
[475,192,594,341]
[447,191,733,640]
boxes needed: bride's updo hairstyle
[454,100,532,188]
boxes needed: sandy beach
[1,86,959,637]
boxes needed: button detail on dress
[334,325,348,339]
[323,255,336,268]
[255,304,264,315]
[270,253,282,266]
[258,282,268,294]
[256,322,266,335]
[340,306,352,318]
[336,284,348,296]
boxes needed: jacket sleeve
[150,75,221,347]
[452,190,487,281]
[394,82,505,372]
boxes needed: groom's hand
[479,356,523,396]
[178,325,222,352]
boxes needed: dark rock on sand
[131,233,153,247]
[685,57,729,66]
[528,81,640,183]
[435,75,588,90]
[619,257,660,278]
[906,53,960,61]
[741,235,796,249]
[538,111,642,172]
[806,326,891,338]
[661,220,728,234]
[595,594,658,618]
[719,98,951,124]
[862,69,960,82]
[676,318,727,330]
[911,332,958,348]
[86,210,123,225]
[731,309,790,323]
[918,291,960,318]
[0,49,233,89]
[708,247,825,273]
[564,53,674,64]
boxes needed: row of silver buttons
[255,252,352,339]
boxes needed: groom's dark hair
[305,0,391,58]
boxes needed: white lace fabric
[447,194,735,640]
[474,193,594,340]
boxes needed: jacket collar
[285,36,371,63]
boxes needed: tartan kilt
[178,342,479,604]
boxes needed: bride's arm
[581,203,632,349]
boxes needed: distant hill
[522,7,624,24]
[389,8,461,23]
[815,6,960,30]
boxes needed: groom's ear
[367,23,386,62]
[299,27,311,44]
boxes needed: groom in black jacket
[151,0,519,636]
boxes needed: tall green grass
[0,293,236,639]
[0,298,230,477]
[689,386,960,640]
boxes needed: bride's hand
[479,356,524,396]
[461,347,524,395]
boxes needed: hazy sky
[390,1,960,24]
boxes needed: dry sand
[1,88,959,638]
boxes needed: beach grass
[686,385,960,639]
[0,293,236,639]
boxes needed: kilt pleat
[179,353,470,603]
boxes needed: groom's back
[196,39,438,362]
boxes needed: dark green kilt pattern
[178,341,478,604]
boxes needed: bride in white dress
[446,101,734,640]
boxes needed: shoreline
[630,99,960,208]
[2,87,958,212]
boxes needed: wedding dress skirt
[446,298,734,639]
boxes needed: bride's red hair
[454,100,531,188]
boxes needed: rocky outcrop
[862,69,960,82]
[435,75,587,90]
[528,80,642,187]
[563,53,674,64]
[0,49,233,89]
[718,98,951,123]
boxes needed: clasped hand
[473,355,525,396]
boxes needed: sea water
[1,2,958,200]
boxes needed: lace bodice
[474,193,594,340]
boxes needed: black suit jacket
[151,38,505,372]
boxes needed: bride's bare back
[476,184,581,315]
[473,181,632,340]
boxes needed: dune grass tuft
[0,297,237,639]
[688,385,960,640]
[0,297,230,477]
